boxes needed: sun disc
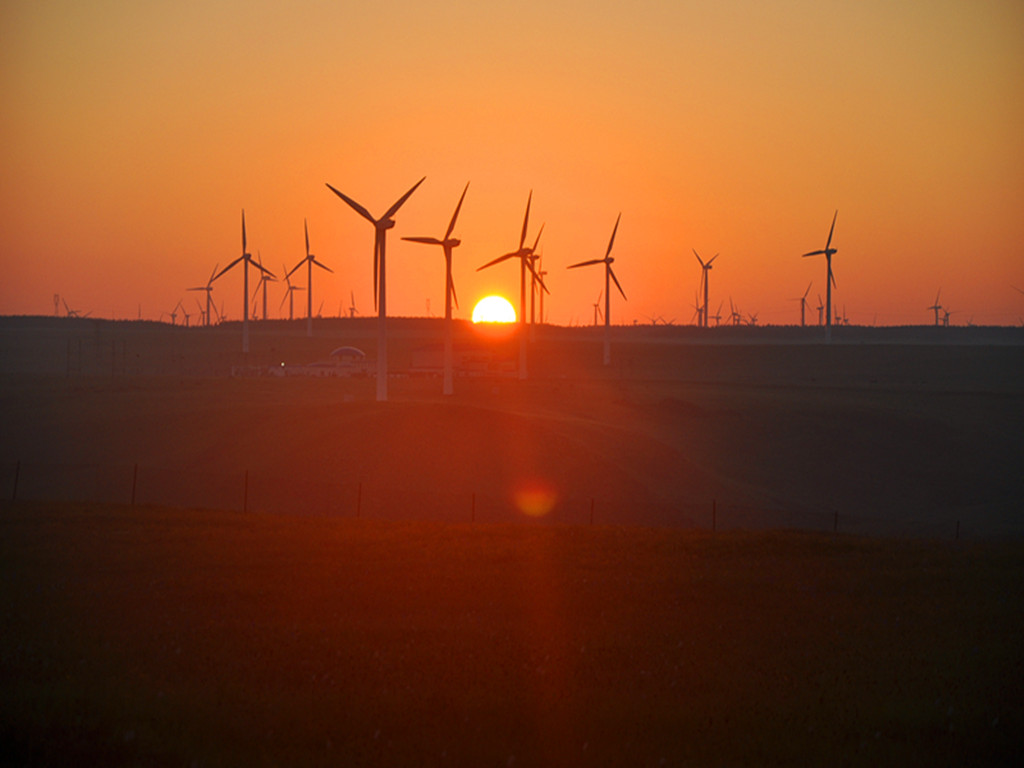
[472,295,516,323]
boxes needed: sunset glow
[472,295,516,324]
[2,2,1023,326]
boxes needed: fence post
[12,460,20,502]
[131,463,138,506]
[243,469,249,513]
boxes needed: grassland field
[1,316,1022,764]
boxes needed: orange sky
[2,0,1023,326]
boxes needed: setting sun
[472,295,516,324]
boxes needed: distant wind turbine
[567,213,626,366]
[593,290,603,326]
[348,291,359,318]
[326,178,425,402]
[791,282,812,326]
[802,210,838,342]
[213,210,274,353]
[816,294,825,326]
[402,181,469,396]
[280,262,305,321]
[928,289,942,327]
[477,191,548,379]
[187,264,219,327]
[286,219,333,337]
[693,250,718,328]
[251,252,276,321]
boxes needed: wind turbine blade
[326,183,377,224]
[448,273,459,310]
[213,257,244,281]
[802,249,826,257]
[304,219,310,257]
[609,266,627,300]
[605,213,621,259]
[476,252,516,271]
[707,253,719,266]
[313,258,334,274]
[830,267,837,289]
[207,263,219,284]
[383,176,426,220]
[803,282,812,298]
[254,261,276,278]
[286,260,305,280]
[693,249,706,268]
[241,210,247,252]
[518,190,533,251]
[825,209,838,249]
[567,258,604,269]
[444,182,470,240]
[531,222,545,252]
[402,236,444,245]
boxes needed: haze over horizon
[3,1,1023,327]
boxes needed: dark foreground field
[2,502,1022,766]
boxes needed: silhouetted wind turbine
[816,294,825,326]
[285,219,333,338]
[401,181,469,396]
[592,290,603,326]
[477,191,547,379]
[348,291,359,318]
[280,262,305,321]
[251,252,276,321]
[567,213,625,366]
[213,210,274,353]
[326,178,425,401]
[791,282,812,326]
[928,289,942,326]
[187,264,219,327]
[693,250,718,328]
[536,256,548,325]
[802,210,838,342]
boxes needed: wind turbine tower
[567,213,626,366]
[802,210,838,342]
[326,178,425,402]
[402,182,470,396]
[213,211,274,353]
[477,191,548,380]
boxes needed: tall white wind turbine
[326,178,425,402]
[402,182,469,396]
[567,213,626,366]
[802,210,838,342]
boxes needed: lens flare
[513,480,558,518]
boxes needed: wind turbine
[729,297,742,326]
[791,282,812,326]
[477,191,548,379]
[401,181,469,396]
[187,264,219,327]
[592,290,603,326]
[251,252,276,321]
[348,291,359,318]
[280,262,305,321]
[928,290,942,326]
[536,256,548,325]
[693,250,718,328]
[567,213,626,366]
[802,210,838,342]
[213,210,274,353]
[285,219,333,337]
[816,294,825,326]
[326,178,425,401]
[710,301,723,327]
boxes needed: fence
[1,459,992,540]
